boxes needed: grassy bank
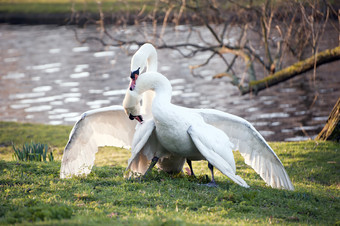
[1,0,339,14]
[0,0,152,14]
[0,121,339,225]
[0,0,155,26]
[1,0,339,25]
[0,0,155,24]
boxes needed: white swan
[124,71,294,190]
[60,43,185,178]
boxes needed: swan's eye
[129,67,140,91]
[130,67,140,79]
[129,74,138,91]
[131,73,138,80]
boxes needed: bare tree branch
[72,0,339,96]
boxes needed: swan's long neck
[146,48,157,72]
[137,72,172,104]
[131,43,158,73]
[130,43,158,117]
[153,80,172,105]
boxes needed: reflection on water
[86,100,110,109]
[70,72,90,78]
[33,86,52,92]
[58,82,79,87]
[3,72,25,79]
[94,51,115,58]
[10,92,45,99]
[25,105,52,112]
[74,64,89,72]
[72,46,89,52]
[258,113,289,119]
[30,62,61,70]
[0,24,339,141]
[103,89,126,96]
[170,78,186,85]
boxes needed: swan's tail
[227,174,250,188]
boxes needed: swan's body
[60,43,185,178]
[125,71,294,190]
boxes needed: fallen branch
[241,45,340,95]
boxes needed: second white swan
[124,71,294,190]
[60,43,185,179]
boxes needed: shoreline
[0,12,139,26]
[0,13,72,25]
[1,5,339,26]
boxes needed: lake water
[0,24,339,141]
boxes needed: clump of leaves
[12,141,53,162]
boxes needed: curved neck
[136,72,172,104]
[146,50,157,72]
[153,81,172,104]
[131,43,158,73]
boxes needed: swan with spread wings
[60,43,185,179]
[123,65,294,190]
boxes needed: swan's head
[123,81,143,124]
[124,68,144,124]
[130,43,157,76]
[129,113,143,123]
[123,101,144,124]
[125,71,171,123]
[129,71,169,91]
[129,67,140,91]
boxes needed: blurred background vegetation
[0,0,153,14]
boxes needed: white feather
[188,124,249,188]
[60,106,136,178]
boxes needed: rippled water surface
[0,24,339,141]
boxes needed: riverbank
[0,0,152,25]
[1,1,339,25]
[0,0,147,25]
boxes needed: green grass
[0,0,154,14]
[0,121,339,225]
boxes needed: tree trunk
[316,98,340,142]
[241,46,340,95]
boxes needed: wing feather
[187,124,249,188]
[60,106,136,179]
[127,119,186,175]
[127,119,156,174]
[197,109,294,190]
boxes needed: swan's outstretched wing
[127,119,185,175]
[196,109,294,190]
[187,124,249,188]
[60,106,137,179]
